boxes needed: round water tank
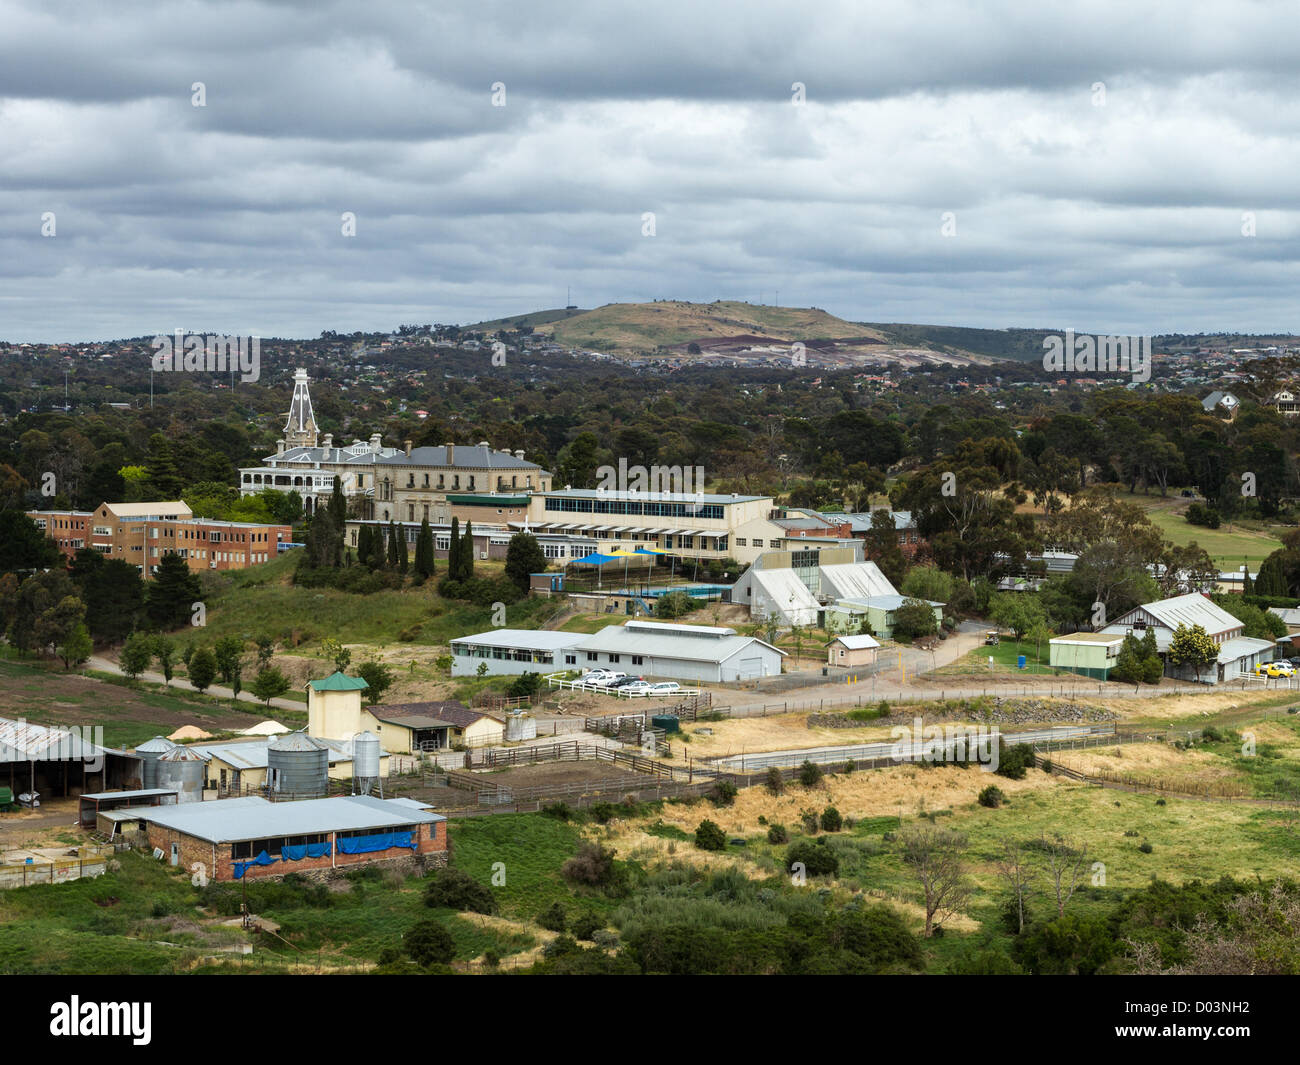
[352,731,380,781]
[134,736,176,790]
[156,746,208,803]
[268,731,329,801]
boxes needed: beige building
[306,673,504,751]
[827,634,881,669]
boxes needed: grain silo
[351,731,382,798]
[267,731,329,801]
[155,746,208,803]
[134,736,176,790]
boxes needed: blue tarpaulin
[335,831,416,855]
[280,842,332,862]
[233,850,278,879]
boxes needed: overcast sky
[3,0,1299,342]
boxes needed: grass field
[1115,491,1288,568]
[934,638,1057,677]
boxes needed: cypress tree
[415,517,434,579]
[387,521,400,568]
[398,524,410,573]
[449,517,461,579]
[328,476,347,566]
[357,524,372,567]
[463,520,475,578]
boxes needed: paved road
[86,655,303,716]
[706,724,1104,771]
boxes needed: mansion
[238,369,553,520]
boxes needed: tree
[72,553,144,644]
[7,570,73,655]
[504,533,546,593]
[398,525,409,574]
[57,623,92,671]
[1041,832,1088,918]
[461,521,475,579]
[0,509,61,573]
[863,509,906,588]
[996,840,1035,935]
[386,521,400,569]
[251,666,290,707]
[321,637,351,672]
[255,634,275,668]
[404,919,455,968]
[900,825,973,937]
[153,635,176,685]
[892,599,939,642]
[35,595,87,661]
[188,647,218,692]
[213,636,244,684]
[120,631,154,680]
[900,566,954,604]
[356,661,393,702]
[414,517,435,580]
[146,553,203,631]
[1168,623,1219,683]
[448,517,461,579]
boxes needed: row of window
[545,499,726,520]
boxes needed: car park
[621,680,652,694]
[607,675,643,689]
[587,671,627,687]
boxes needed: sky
[3,0,1300,342]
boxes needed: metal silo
[351,731,382,798]
[134,736,176,790]
[268,731,329,801]
[156,746,208,803]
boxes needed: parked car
[587,671,627,688]
[984,631,1000,646]
[1254,662,1294,678]
[647,681,681,695]
[621,680,652,694]
[607,675,644,689]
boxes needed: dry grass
[682,713,896,756]
[1050,742,1240,787]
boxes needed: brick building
[28,501,291,578]
[142,794,447,882]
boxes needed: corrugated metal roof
[575,624,784,664]
[449,629,587,651]
[140,794,443,843]
[1110,593,1241,637]
[309,671,370,692]
[832,634,881,650]
[818,562,899,600]
[0,717,134,764]
[81,788,178,802]
[268,731,329,752]
[1216,636,1274,663]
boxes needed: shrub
[541,802,573,821]
[405,920,455,967]
[1155,798,1167,807]
[978,785,1005,808]
[820,806,843,832]
[562,842,623,889]
[764,766,786,796]
[842,759,856,774]
[786,839,839,877]
[537,902,567,932]
[708,780,738,807]
[425,868,498,915]
[799,808,820,834]
[798,760,824,788]
[571,911,602,941]
[995,743,1034,780]
[767,823,789,845]
[695,819,727,851]
[1139,841,1154,854]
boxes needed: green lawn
[1115,492,1287,568]
[934,638,1058,676]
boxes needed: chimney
[369,433,381,453]
[276,439,285,455]
[404,439,412,457]
[515,449,525,460]
[445,442,455,465]
[478,440,490,449]
[321,433,333,450]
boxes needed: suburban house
[1201,390,1240,419]
[1269,389,1300,416]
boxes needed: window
[736,538,747,547]
[564,654,577,665]
[586,652,598,662]
[609,654,620,663]
[632,655,643,665]
[752,539,763,548]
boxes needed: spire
[283,368,319,449]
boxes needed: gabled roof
[831,634,881,650]
[1110,592,1242,637]
[369,701,496,730]
[100,501,193,519]
[376,445,543,471]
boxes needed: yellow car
[1254,662,1295,678]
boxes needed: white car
[589,671,627,688]
[620,680,652,694]
[647,681,681,695]
[581,669,614,685]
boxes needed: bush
[1139,841,1154,854]
[767,823,789,845]
[799,808,820,834]
[995,743,1035,780]
[695,819,727,851]
[541,802,573,821]
[571,911,602,941]
[978,785,1005,808]
[786,839,839,877]
[798,760,824,788]
[404,919,456,967]
[507,671,543,699]
[1186,502,1221,529]
[537,901,567,932]
[764,766,786,796]
[820,806,843,832]
[561,842,623,889]
[708,780,738,807]
[425,868,498,915]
